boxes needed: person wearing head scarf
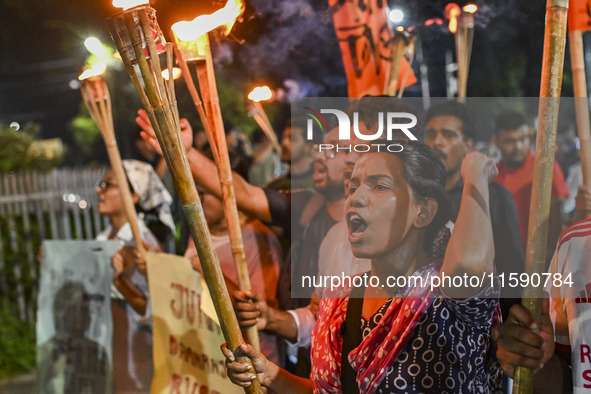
[122,159,176,254]
[95,159,172,392]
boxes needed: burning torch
[170,0,263,353]
[106,2,262,392]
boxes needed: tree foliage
[0,123,64,172]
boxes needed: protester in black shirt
[424,100,524,319]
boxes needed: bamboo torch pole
[385,33,406,96]
[172,30,260,349]
[513,0,569,392]
[79,72,145,256]
[569,29,591,207]
[192,33,261,350]
[170,35,221,169]
[247,87,281,154]
[456,10,475,101]
[107,7,262,393]
[455,21,466,100]
[397,36,417,98]
[250,102,281,154]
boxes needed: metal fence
[0,167,108,321]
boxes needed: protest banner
[330,0,417,97]
[147,252,241,394]
[36,239,122,393]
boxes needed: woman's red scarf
[310,263,440,394]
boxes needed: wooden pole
[569,30,591,198]
[171,36,220,164]
[513,0,568,392]
[107,8,262,393]
[456,12,474,102]
[397,36,417,98]
[192,34,261,351]
[386,34,406,96]
[80,76,145,256]
[251,101,281,154]
[165,43,180,129]
[173,32,261,350]
[455,23,464,100]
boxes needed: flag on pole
[569,0,591,31]
[330,0,417,97]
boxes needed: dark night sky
[0,0,579,162]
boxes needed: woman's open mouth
[347,212,368,243]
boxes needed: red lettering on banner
[186,289,196,325]
[184,375,198,394]
[170,335,178,355]
[197,294,202,326]
[583,370,591,388]
[171,373,182,393]
[169,336,229,378]
[582,344,591,363]
[170,282,207,326]
[168,373,221,394]
[171,283,184,318]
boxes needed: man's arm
[136,109,272,222]
[185,148,272,222]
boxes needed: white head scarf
[122,159,175,235]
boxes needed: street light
[389,9,404,24]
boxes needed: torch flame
[171,0,245,41]
[445,3,461,33]
[424,18,443,26]
[462,4,478,13]
[162,67,182,81]
[78,62,107,80]
[248,86,272,102]
[112,0,149,11]
[396,26,404,32]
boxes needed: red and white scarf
[310,263,440,393]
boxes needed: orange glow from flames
[462,4,478,13]
[445,3,461,33]
[424,18,443,26]
[78,62,107,80]
[112,0,149,11]
[396,26,404,32]
[171,0,245,41]
[248,86,272,102]
[162,67,182,81]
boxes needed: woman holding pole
[96,159,173,392]
[222,143,502,393]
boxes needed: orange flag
[330,0,417,97]
[569,0,591,31]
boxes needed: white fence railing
[0,167,108,321]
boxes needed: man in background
[494,111,569,259]
[267,117,316,191]
[425,101,524,319]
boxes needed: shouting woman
[222,142,501,393]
